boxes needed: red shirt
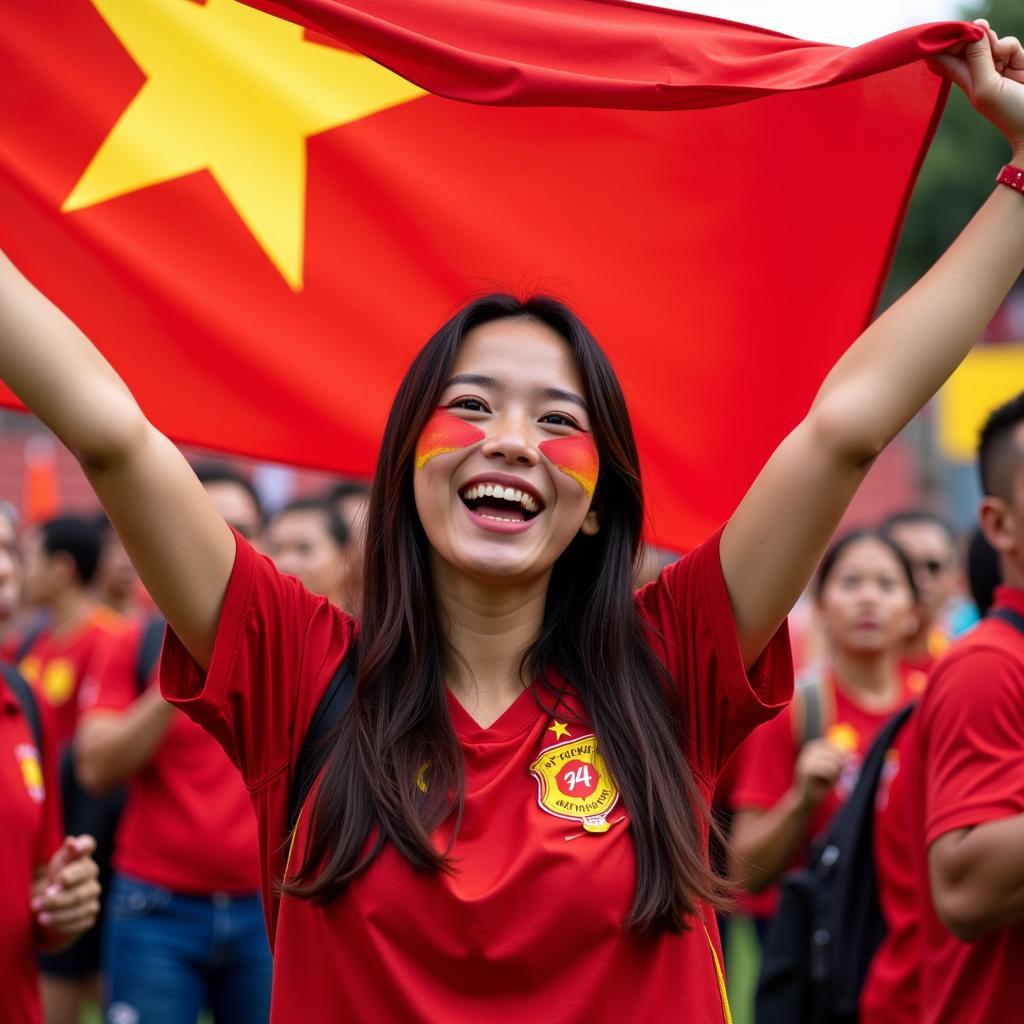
[860,712,919,1023]
[0,669,62,1024]
[80,620,261,894]
[160,529,792,1023]
[732,667,920,917]
[905,586,1024,1023]
[17,607,123,749]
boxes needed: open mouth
[458,482,543,523]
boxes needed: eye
[448,397,490,413]
[539,412,581,429]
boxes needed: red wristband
[997,164,1024,194]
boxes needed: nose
[480,409,540,467]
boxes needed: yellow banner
[939,347,1024,462]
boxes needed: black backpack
[755,700,915,1024]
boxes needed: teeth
[461,482,540,513]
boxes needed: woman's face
[817,538,917,656]
[413,318,600,586]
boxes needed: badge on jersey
[530,724,620,835]
[15,742,45,803]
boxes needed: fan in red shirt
[16,517,122,750]
[729,529,923,925]
[860,515,1004,1024]
[13,514,122,1024]
[75,464,272,1023]
[0,503,103,1024]
[882,391,1024,1024]
[1,24,1022,1023]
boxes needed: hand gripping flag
[0,0,979,551]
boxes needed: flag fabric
[0,0,979,552]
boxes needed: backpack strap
[287,648,357,835]
[820,699,917,1013]
[988,607,1024,635]
[794,665,827,746]
[14,615,48,665]
[136,615,166,693]
[1,661,43,755]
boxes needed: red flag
[0,1,978,551]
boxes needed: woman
[728,530,923,906]
[0,25,1021,1023]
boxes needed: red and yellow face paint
[415,409,484,469]
[539,435,599,498]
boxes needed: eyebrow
[444,374,588,411]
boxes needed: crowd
[0,473,368,1023]
[3,393,1024,1023]
[0,16,1022,1024]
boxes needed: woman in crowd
[0,24,1021,1023]
[728,530,924,917]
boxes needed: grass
[724,915,762,1024]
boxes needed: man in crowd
[882,510,963,672]
[0,502,103,1024]
[13,513,122,1024]
[898,393,1024,1022]
[75,462,271,1023]
[265,496,351,609]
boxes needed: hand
[930,21,1024,160]
[792,739,847,809]
[31,835,101,941]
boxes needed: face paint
[539,435,599,497]
[415,409,485,469]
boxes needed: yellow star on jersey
[548,721,571,740]
[63,0,425,289]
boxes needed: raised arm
[0,251,233,667]
[722,25,1024,667]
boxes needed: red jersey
[160,529,793,1023]
[80,620,261,894]
[905,586,1024,1023]
[0,669,62,1024]
[17,607,123,748]
[732,667,920,917]
[859,712,920,1023]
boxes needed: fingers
[38,899,101,934]
[964,24,1001,93]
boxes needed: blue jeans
[103,872,272,1024]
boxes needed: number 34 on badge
[530,724,626,839]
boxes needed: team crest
[530,724,620,834]
[16,743,44,803]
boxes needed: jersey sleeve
[731,706,798,812]
[78,622,146,717]
[920,646,1024,845]
[634,527,793,780]
[159,530,356,788]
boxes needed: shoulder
[920,628,1024,731]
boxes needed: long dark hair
[283,295,728,933]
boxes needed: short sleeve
[731,707,798,812]
[634,527,793,780]
[159,530,355,788]
[79,623,146,716]
[920,646,1024,846]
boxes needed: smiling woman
[0,21,1023,1024]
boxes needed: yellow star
[548,721,570,740]
[63,0,425,290]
